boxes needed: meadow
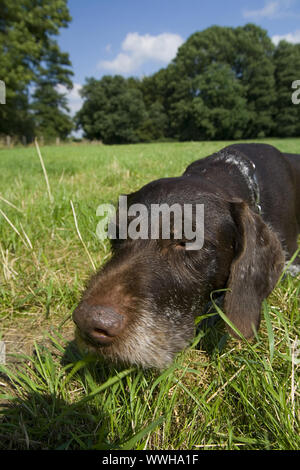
[0,139,299,450]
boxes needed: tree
[273,41,300,137]
[235,24,276,137]
[170,64,250,140]
[31,41,74,140]
[137,101,169,141]
[0,0,72,139]
[76,76,147,144]
[168,24,276,139]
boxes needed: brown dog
[73,143,300,369]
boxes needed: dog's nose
[72,302,126,345]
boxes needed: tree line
[77,24,300,143]
[1,1,300,144]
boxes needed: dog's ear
[224,201,284,339]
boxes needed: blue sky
[58,0,300,114]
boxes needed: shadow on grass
[0,391,105,450]
[0,358,115,450]
[195,294,229,358]
[0,336,166,450]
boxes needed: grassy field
[0,139,299,450]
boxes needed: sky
[57,0,300,116]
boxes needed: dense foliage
[77,25,300,144]
[0,0,73,141]
[1,10,300,143]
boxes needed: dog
[73,143,300,369]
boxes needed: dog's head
[73,177,284,369]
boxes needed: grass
[0,138,299,450]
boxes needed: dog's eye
[176,241,186,249]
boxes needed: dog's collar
[215,150,262,215]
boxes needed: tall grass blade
[34,137,54,203]
[263,300,275,363]
[119,416,164,450]
[70,199,96,271]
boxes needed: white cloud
[243,0,296,19]
[122,32,183,63]
[243,1,280,18]
[101,52,138,75]
[99,32,184,75]
[57,83,83,116]
[272,29,300,45]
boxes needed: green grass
[0,139,299,450]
